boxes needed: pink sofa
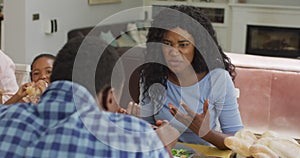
[226,53,300,139]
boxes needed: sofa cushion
[229,52,300,139]
[99,30,118,47]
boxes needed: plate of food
[172,143,195,158]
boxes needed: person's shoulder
[0,103,33,118]
[50,80,92,96]
[209,68,227,74]
[207,68,232,82]
[110,112,152,131]
[0,50,14,65]
[0,103,37,136]
[0,103,31,111]
[209,68,231,77]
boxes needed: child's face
[31,57,54,83]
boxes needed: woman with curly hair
[139,5,243,149]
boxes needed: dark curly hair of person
[50,36,121,98]
[140,5,236,104]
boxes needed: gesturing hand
[169,99,211,137]
[117,101,140,118]
[125,101,140,117]
[155,120,180,157]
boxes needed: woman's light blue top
[140,68,244,145]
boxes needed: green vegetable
[171,148,192,157]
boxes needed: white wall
[246,0,300,6]
[3,0,144,64]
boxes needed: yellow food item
[25,80,48,103]
[225,129,300,158]
[249,144,278,158]
[26,86,42,96]
[224,136,252,157]
[268,139,300,158]
[235,129,258,144]
[26,80,48,96]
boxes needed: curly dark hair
[140,5,236,104]
[50,36,121,98]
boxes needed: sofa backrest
[67,20,150,41]
[67,22,128,40]
[227,53,300,139]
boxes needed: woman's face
[162,27,195,74]
[31,57,54,83]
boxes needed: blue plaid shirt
[0,81,169,158]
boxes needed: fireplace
[246,25,300,59]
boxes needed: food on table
[249,144,278,158]
[224,129,300,158]
[172,148,192,158]
[224,129,257,157]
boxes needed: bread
[252,134,300,158]
[224,129,257,157]
[26,85,42,96]
[261,130,299,144]
[261,131,278,138]
[268,138,300,158]
[25,80,48,103]
[225,129,300,158]
[26,80,48,96]
[249,144,278,158]
[224,136,252,157]
[235,129,258,144]
[252,153,276,158]
[255,137,273,147]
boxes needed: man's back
[0,81,169,158]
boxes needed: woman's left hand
[169,99,211,137]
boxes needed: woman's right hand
[169,99,211,137]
